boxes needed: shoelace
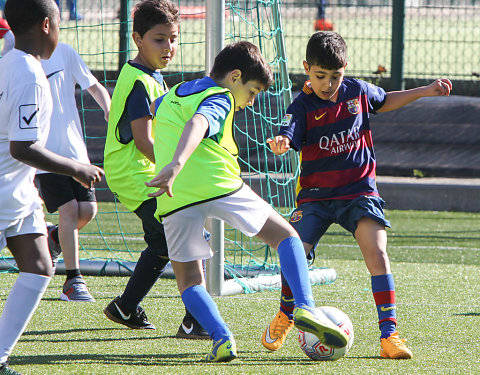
[388,335,407,347]
[272,315,293,336]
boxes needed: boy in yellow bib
[147,41,349,362]
[103,0,207,338]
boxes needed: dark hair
[210,41,273,89]
[4,0,58,35]
[306,31,347,70]
[133,0,179,37]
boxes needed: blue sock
[181,285,231,342]
[371,274,397,339]
[277,236,314,309]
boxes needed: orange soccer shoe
[380,331,413,359]
[262,310,294,351]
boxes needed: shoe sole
[175,331,211,340]
[103,307,156,330]
[209,354,237,362]
[380,349,413,359]
[60,293,95,302]
[293,308,348,349]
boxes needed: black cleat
[103,296,156,329]
[175,316,210,340]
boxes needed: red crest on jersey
[346,98,360,115]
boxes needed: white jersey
[0,49,52,222]
[38,42,97,172]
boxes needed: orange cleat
[380,331,413,359]
[262,310,294,351]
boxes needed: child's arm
[378,78,452,113]
[131,116,155,163]
[266,135,292,155]
[87,82,111,122]
[10,141,104,189]
[146,113,209,198]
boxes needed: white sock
[0,272,51,363]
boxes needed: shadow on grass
[453,312,480,317]
[10,352,375,367]
[21,327,171,343]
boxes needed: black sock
[66,269,81,280]
[120,247,169,312]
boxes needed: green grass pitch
[1,207,480,374]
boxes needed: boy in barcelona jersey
[266,31,452,359]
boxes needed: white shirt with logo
[0,49,52,222]
[37,42,97,173]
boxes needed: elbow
[9,141,33,163]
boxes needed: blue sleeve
[363,81,387,113]
[278,99,306,151]
[126,81,152,122]
[196,94,231,138]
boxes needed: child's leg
[0,234,52,363]
[257,210,348,348]
[355,217,397,338]
[171,259,231,341]
[58,200,96,301]
[256,211,314,308]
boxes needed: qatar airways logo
[318,125,361,154]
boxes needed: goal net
[0,0,337,293]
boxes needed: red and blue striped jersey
[279,78,386,205]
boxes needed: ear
[303,60,309,74]
[230,69,242,84]
[132,31,142,48]
[42,17,50,35]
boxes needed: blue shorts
[289,195,390,256]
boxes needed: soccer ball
[298,306,354,361]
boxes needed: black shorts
[35,173,96,213]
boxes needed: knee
[78,202,97,228]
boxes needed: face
[228,71,264,111]
[42,3,60,59]
[303,61,346,102]
[133,23,179,70]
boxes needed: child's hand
[425,79,452,97]
[145,162,180,198]
[267,135,291,155]
[74,164,104,189]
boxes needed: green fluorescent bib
[153,82,243,218]
[104,63,165,211]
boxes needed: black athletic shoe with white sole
[175,316,210,340]
[103,296,156,329]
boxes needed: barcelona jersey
[279,78,386,205]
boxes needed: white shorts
[163,184,275,262]
[0,208,46,250]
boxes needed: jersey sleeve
[363,81,387,113]
[278,99,306,151]
[196,94,231,138]
[8,83,48,142]
[67,44,97,90]
[126,81,152,122]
